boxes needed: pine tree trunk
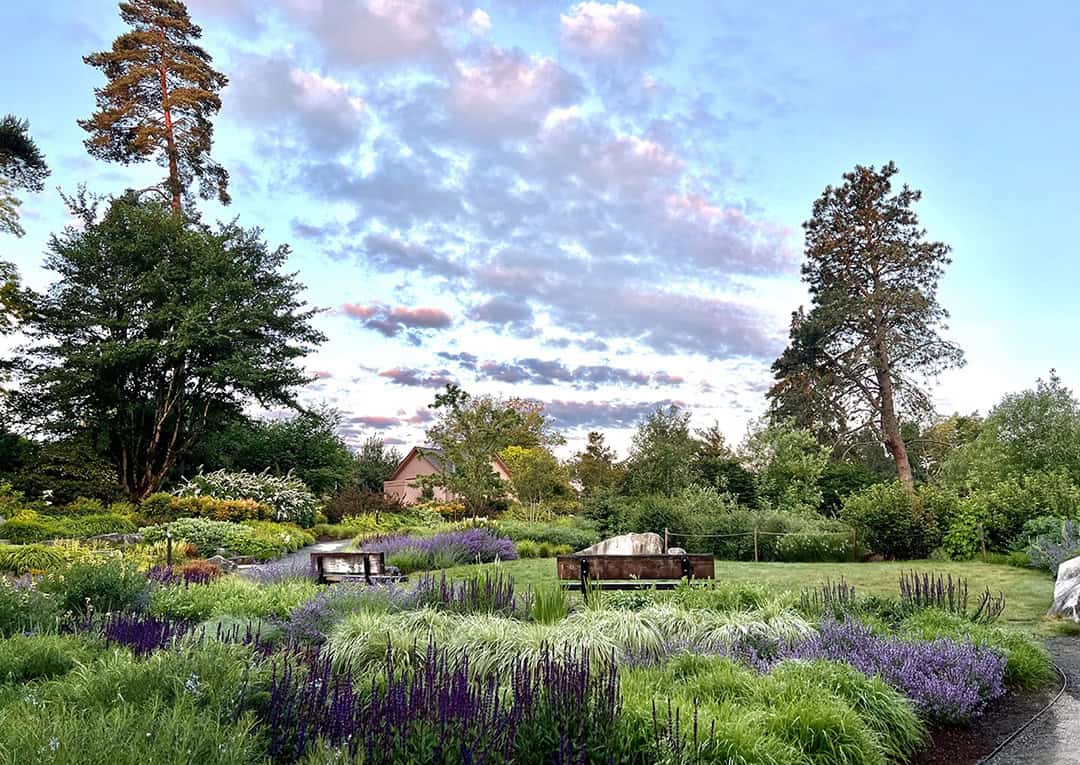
[874,341,915,489]
[158,55,182,214]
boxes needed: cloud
[560,2,663,61]
[379,367,455,387]
[467,295,535,335]
[363,232,467,279]
[544,398,678,428]
[348,414,400,429]
[448,46,584,136]
[228,53,367,154]
[467,8,492,34]
[281,0,460,66]
[473,358,686,389]
[342,303,453,337]
[437,351,480,370]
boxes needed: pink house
[383,447,513,505]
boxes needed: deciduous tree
[625,405,698,497]
[16,194,323,498]
[80,0,228,214]
[769,162,964,488]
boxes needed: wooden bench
[556,554,714,598]
[309,551,407,585]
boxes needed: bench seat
[310,550,406,585]
[556,553,714,599]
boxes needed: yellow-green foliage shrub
[138,493,274,524]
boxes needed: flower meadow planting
[362,527,519,572]
[0,557,1054,764]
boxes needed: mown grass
[439,558,1057,631]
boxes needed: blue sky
[2,0,1078,455]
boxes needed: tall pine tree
[0,115,51,237]
[80,0,228,214]
[769,162,964,488]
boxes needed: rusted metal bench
[309,551,407,585]
[556,554,714,598]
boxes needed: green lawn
[440,558,1057,632]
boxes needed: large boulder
[577,532,664,556]
[205,554,238,573]
[1048,555,1080,621]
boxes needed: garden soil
[914,636,1079,765]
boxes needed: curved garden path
[238,537,351,578]
[990,637,1080,764]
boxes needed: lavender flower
[364,528,518,567]
[779,617,1006,723]
[242,557,317,584]
[413,570,531,617]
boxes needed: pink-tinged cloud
[342,303,379,319]
[653,372,684,385]
[560,2,661,60]
[352,415,400,429]
[342,303,453,337]
[379,367,455,388]
[312,370,333,379]
[385,306,453,329]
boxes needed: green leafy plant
[39,560,149,615]
[175,468,318,527]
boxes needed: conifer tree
[769,162,964,488]
[0,115,50,237]
[80,0,229,214]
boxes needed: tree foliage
[769,162,964,486]
[740,419,830,514]
[624,405,698,497]
[421,385,556,515]
[0,115,50,238]
[571,431,623,497]
[80,0,228,213]
[353,435,401,494]
[186,407,358,495]
[500,445,574,516]
[16,194,323,499]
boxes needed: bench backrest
[310,551,385,581]
[556,554,714,581]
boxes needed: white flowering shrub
[175,469,318,527]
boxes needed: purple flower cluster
[146,564,217,586]
[263,642,619,764]
[101,612,192,657]
[282,582,421,646]
[241,557,317,584]
[365,527,518,567]
[781,618,1006,723]
[414,570,530,617]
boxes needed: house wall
[383,451,512,506]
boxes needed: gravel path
[238,537,352,578]
[990,636,1080,765]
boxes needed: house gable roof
[385,446,511,482]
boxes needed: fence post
[851,529,858,562]
[166,529,173,567]
[753,526,759,563]
[979,523,988,562]
[664,527,669,554]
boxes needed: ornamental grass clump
[783,617,1006,724]
[264,642,620,765]
[364,527,518,572]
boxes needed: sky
[2,0,1079,457]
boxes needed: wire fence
[662,526,859,562]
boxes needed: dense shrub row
[141,518,313,560]
[0,509,136,544]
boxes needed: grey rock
[1049,555,1080,621]
[89,532,145,545]
[205,555,238,572]
[577,532,664,556]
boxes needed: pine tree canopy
[80,0,229,213]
